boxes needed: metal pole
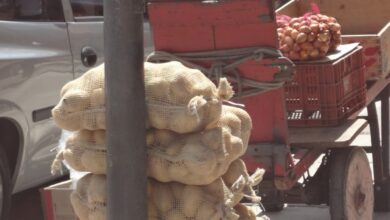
[104,0,146,219]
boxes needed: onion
[296,33,308,43]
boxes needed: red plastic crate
[285,46,366,127]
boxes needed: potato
[148,201,159,219]
[165,210,186,220]
[167,162,190,180]
[201,127,223,150]
[152,182,174,213]
[147,109,168,130]
[182,185,204,217]
[153,129,176,146]
[88,206,106,220]
[51,107,82,131]
[169,182,185,200]
[61,89,90,112]
[87,174,106,203]
[63,147,85,171]
[70,192,89,220]
[148,158,171,182]
[81,149,106,174]
[90,88,105,107]
[235,203,257,220]
[93,130,106,145]
[223,159,249,187]
[195,203,220,220]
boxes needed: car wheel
[0,148,11,220]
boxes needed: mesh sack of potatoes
[147,105,252,185]
[148,178,247,220]
[71,174,252,220]
[144,61,234,133]
[70,174,106,220]
[52,64,106,131]
[52,61,234,133]
[222,159,265,205]
[51,130,106,174]
[276,13,341,61]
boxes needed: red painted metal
[41,189,54,220]
[147,0,292,185]
[148,0,290,145]
[148,0,278,52]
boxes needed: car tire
[0,148,11,220]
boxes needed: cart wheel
[329,148,373,220]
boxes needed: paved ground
[266,204,390,220]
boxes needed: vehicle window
[0,0,64,21]
[70,0,103,18]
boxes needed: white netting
[52,61,234,133]
[147,105,252,185]
[52,64,105,131]
[144,61,233,133]
[70,174,264,220]
[52,105,252,185]
[222,159,264,206]
[51,130,106,174]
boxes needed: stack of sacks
[51,61,266,220]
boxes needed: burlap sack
[148,105,252,185]
[71,174,250,220]
[52,61,234,133]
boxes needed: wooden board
[289,119,368,148]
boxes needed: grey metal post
[104,0,146,219]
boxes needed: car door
[0,0,74,192]
[62,0,104,78]
[63,0,154,78]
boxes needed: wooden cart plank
[289,119,368,148]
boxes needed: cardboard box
[276,0,390,80]
[40,180,77,220]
